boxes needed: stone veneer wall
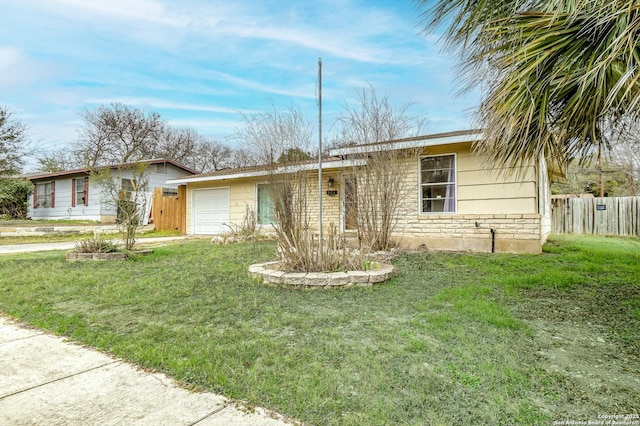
[393,213,542,253]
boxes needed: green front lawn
[0,235,638,425]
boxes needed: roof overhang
[329,131,484,157]
[168,159,367,184]
[24,158,196,181]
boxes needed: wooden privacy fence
[552,196,640,236]
[151,186,186,234]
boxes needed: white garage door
[192,188,230,234]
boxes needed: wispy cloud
[0,46,22,72]
[85,97,242,115]
[1,0,478,171]
[35,0,188,27]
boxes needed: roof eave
[328,131,484,156]
[168,159,367,184]
[25,159,196,181]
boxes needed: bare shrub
[347,146,420,251]
[74,236,119,253]
[91,163,149,250]
[275,222,368,272]
[222,204,258,238]
[333,84,425,252]
[235,102,358,272]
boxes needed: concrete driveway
[0,316,298,425]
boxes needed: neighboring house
[26,159,196,224]
[168,130,557,253]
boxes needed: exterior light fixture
[325,176,338,196]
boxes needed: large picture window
[420,154,456,213]
[257,184,275,224]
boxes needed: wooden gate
[151,186,186,234]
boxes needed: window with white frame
[35,181,55,208]
[256,184,275,224]
[420,154,456,213]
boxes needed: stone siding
[393,213,542,253]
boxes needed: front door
[344,178,357,230]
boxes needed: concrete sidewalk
[0,236,196,255]
[0,317,298,425]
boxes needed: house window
[35,181,55,208]
[72,177,89,207]
[121,178,136,201]
[420,154,456,213]
[257,184,275,224]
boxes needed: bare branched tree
[75,103,165,167]
[349,147,420,251]
[333,83,427,147]
[36,147,80,172]
[228,147,259,169]
[608,121,640,196]
[91,163,150,250]
[190,139,234,173]
[73,104,235,173]
[0,106,29,175]
[234,101,347,271]
[235,101,313,165]
[154,126,201,167]
[335,85,425,251]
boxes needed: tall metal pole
[318,58,323,265]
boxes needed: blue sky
[0,0,479,170]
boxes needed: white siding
[27,163,194,223]
[28,177,102,221]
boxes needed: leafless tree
[609,120,640,196]
[234,101,346,270]
[0,106,29,175]
[91,163,150,250]
[74,103,165,167]
[234,101,313,165]
[190,139,234,173]
[349,147,420,251]
[153,126,201,167]
[73,104,235,173]
[228,147,258,169]
[334,85,425,251]
[333,83,427,147]
[36,147,80,172]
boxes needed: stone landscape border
[248,261,396,288]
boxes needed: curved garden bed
[248,261,396,288]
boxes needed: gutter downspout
[490,228,496,253]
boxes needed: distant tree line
[36,103,248,174]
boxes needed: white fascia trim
[167,159,368,184]
[328,132,484,156]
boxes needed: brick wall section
[306,172,341,229]
[392,213,542,253]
